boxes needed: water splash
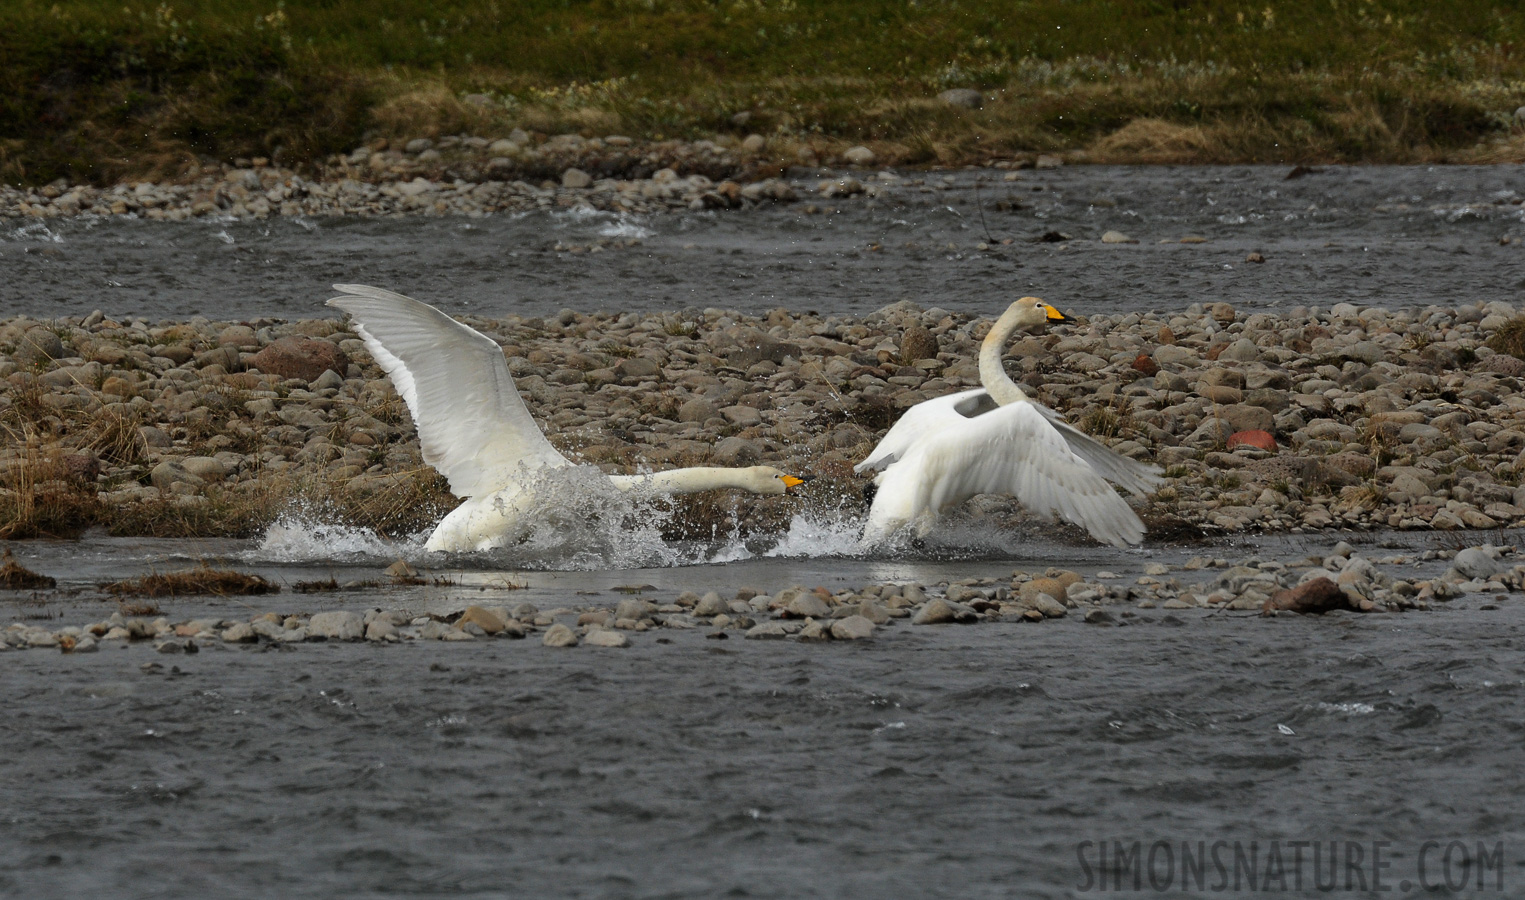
[552,205,608,224]
[243,467,874,570]
[763,512,865,559]
[1314,701,1376,715]
[249,510,424,562]
[6,221,65,243]
[244,468,1088,570]
[597,216,654,239]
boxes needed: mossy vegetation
[6,0,1525,184]
[103,566,278,597]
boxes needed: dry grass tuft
[369,83,500,140]
[0,441,102,540]
[1486,317,1525,359]
[1089,118,1219,164]
[0,549,56,589]
[105,566,279,598]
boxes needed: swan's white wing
[854,388,990,474]
[869,400,1147,547]
[327,284,570,498]
[1032,404,1164,497]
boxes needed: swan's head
[1006,296,1071,332]
[741,466,811,495]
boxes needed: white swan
[855,297,1162,548]
[326,284,807,552]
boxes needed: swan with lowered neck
[325,285,807,552]
[855,296,1162,547]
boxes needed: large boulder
[13,327,65,367]
[247,336,349,382]
[307,611,365,641]
[713,327,800,368]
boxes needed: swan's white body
[326,285,803,552]
[855,298,1162,547]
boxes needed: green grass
[6,0,1525,184]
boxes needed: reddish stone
[60,451,101,483]
[1131,354,1159,376]
[1227,430,1277,451]
[1262,577,1351,615]
[246,336,349,382]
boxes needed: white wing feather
[857,389,1162,497]
[854,389,988,474]
[326,284,570,499]
[866,401,1147,547]
[1031,404,1164,497]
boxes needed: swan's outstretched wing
[327,284,569,498]
[868,400,1147,547]
[854,388,991,474]
[1032,404,1164,498]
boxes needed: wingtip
[326,284,382,309]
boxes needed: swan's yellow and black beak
[782,475,812,493]
[1043,303,1071,324]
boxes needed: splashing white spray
[249,509,427,563]
[246,469,873,570]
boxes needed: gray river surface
[4,164,1525,321]
[4,165,1525,897]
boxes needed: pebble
[365,619,397,642]
[785,593,832,619]
[307,611,365,641]
[541,623,578,647]
[937,88,984,109]
[584,629,629,648]
[457,606,507,634]
[856,600,892,625]
[221,623,256,643]
[745,621,792,639]
[614,598,654,621]
[693,591,728,617]
[1451,546,1501,581]
[830,615,876,640]
[843,146,876,167]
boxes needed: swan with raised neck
[977,296,1070,405]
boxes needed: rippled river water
[4,165,1525,898]
[5,164,1525,321]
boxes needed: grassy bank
[5,0,1525,184]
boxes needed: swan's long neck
[978,307,1032,406]
[609,467,756,495]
